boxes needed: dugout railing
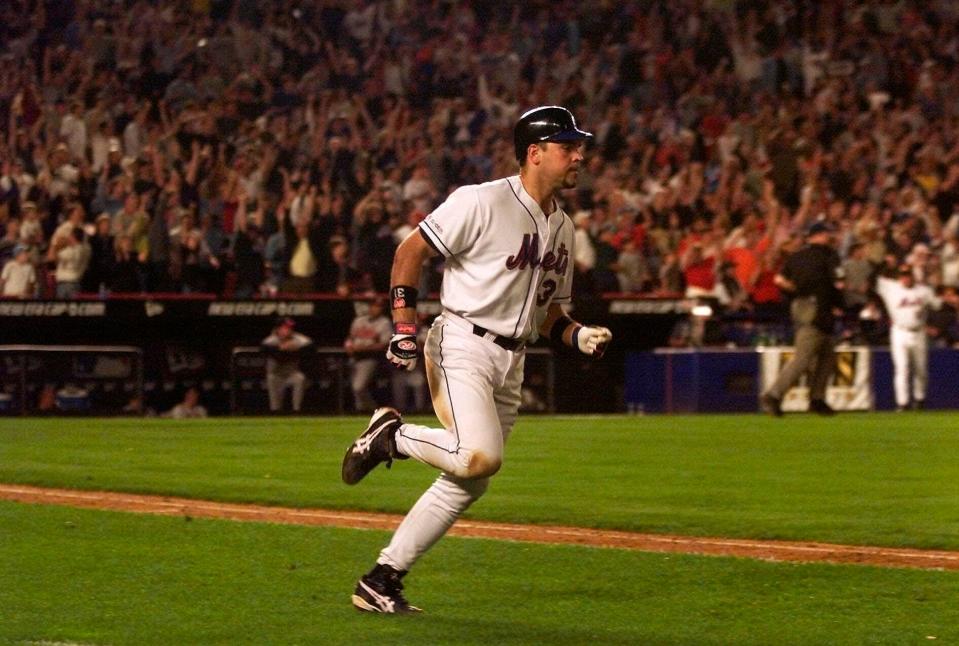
[0,344,144,415]
[229,346,556,415]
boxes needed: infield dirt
[3,483,957,571]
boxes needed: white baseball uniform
[876,276,940,407]
[377,175,574,572]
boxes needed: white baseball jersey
[418,175,574,342]
[376,174,577,574]
[876,275,939,407]
[876,276,939,331]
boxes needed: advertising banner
[759,345,873,412]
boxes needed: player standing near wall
[341,106,613,613]
[875,262,940,410]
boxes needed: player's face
[544,142,586,189]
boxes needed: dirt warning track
[3,483,958,571]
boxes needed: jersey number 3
[537,279,557,306]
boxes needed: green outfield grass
[3,501,958,646]
[1,414,957,549]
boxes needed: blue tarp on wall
[626,347,959,413]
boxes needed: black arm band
[549,315,577,346]
[390,285,419,310]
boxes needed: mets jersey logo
[505,234,569,275]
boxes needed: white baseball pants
[378,312,524,572]
[890,327,928,407]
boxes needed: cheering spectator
[110,234,145,293]
[1,244,37,298]
[83,213,115,294]
[1,0,959,318]
[51,227,90,299]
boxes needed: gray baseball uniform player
[261,318,313,412]
[875,263,940,410]
[344,298,392,412]
[341,106,612,613]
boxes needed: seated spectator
[261,317,314,413]
[163,387,208,419]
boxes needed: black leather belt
[472,324,525,351]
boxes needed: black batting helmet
[514,105,593,163]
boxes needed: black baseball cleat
[352,564,422,614]
[342,407,406,485]
[809,399,836,416]
[911,399,925,411]
[760,393,783,417]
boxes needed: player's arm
[773,271,795,293]
[873,274,893,301]
[386,229,438,370]
[539,303,612,358]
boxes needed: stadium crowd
[1,0,958,346]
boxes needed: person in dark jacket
[761,221,844,416]
[146,191,175,292]
[83,213,116,293]
[110,234,146,293]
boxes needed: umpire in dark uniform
[761,221,844,416]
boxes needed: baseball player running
[875,262,940,410]
[341,106,612,613]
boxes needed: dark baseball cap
[514,105,593,162]
[806,220,836,237]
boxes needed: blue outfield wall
[626,347,959,413]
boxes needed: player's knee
[434,473,489,513]
[465,450,501,479]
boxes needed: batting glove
[386,322,419,371]
[574,325,612,358]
